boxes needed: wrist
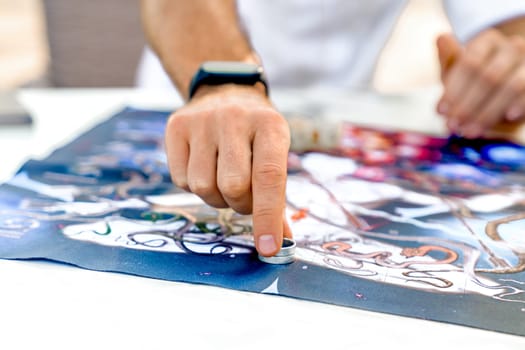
[191,82,267,100]
[187,61,269,101]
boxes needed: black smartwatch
[188,61,269,99]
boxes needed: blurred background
[0,0,450,92]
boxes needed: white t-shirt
[136,0,525,93]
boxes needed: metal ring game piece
[258,238,296,264]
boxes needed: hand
[436,29,525,138]
[165,84,292,256]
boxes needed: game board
[0,107,524,336]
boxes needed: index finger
[251,117,290,257]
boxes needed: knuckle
[188,179,216,198]
[218,175,250,200]
[171,175,189,190]
[259,114,291,143]
[452,107,470,122]
[206,198,228,209]
[230,202,252,216]
[478,107,501,129]
[474,111,491,126]
[480,67,503,87]
[263,110,287,128]
[253,162,286,188]
[461,54,483,73]
[263,108,284,121]
[477,29,501,43]
[166,112,187,132]
[252,206,278,221]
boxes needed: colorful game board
[0,108,524,336]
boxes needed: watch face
[201,61,262,74]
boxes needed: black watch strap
[188,62,269,99]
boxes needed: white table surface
[0,88,524,350]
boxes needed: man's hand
[141,1,292,256]
[165,84,292,256]
[436,29,525,138]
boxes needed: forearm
[140,0,259,99]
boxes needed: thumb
[436,33,462,79]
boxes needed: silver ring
[258,238,296,264]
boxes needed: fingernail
[506,106,523,121]
[438,101,450,115]
[258,234,277,255]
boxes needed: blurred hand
[436,29,525,138]
[165,84,292,256]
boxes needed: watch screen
[202,61,261,74]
